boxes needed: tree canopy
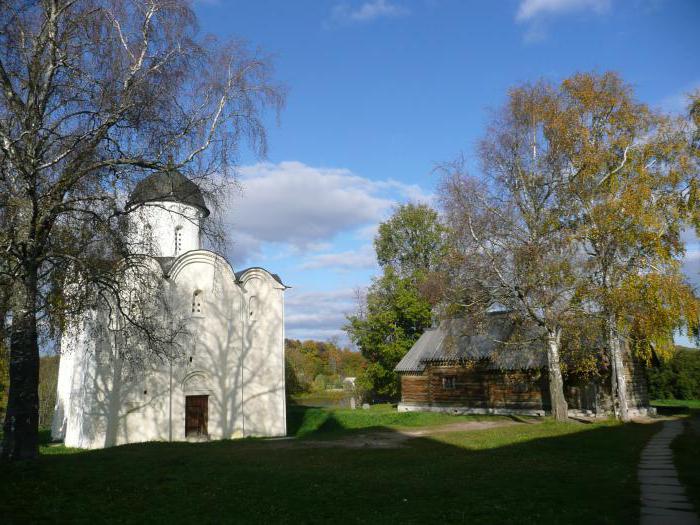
[346,203,443,399]
[0,0,282,460]
[438,72,699,420]
[352,73,699,420]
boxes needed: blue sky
[192,0,700,345]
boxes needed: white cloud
[682,228,700,289]
[223,161,391,262]
[331,0,409,24]
[376,179,435,205]
[516,0,610,21]
[223,161,431,265]
[515,0,610,43]
[658,79,700,115]
[214,161,432,342]
[285,288,359,342]
[301,245,376,270]
[356,223,380,241]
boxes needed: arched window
[192,290,203,315]
[174,226,183,255]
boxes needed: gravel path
[639,420,699,525]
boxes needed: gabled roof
[395,314,547,373]
[394,327,445,373]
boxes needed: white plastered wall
[238,268,287,437]
[52,250,287,448]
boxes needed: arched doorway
[183,372,210,438]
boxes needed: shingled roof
[395,313,547,373]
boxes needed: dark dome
[127,168,210,217]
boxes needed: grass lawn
[287,403,511,437]
[651,399,700,409]
[2,407,658,524]
[672,408,700,513]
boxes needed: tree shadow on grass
[285,402,359,438]
[1,415,663,525]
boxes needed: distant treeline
[285,338,366,395]
[648,348,700,401]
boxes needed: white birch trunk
[608,316,630,422]
[546,328,568,421]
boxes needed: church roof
[395,313,547,373]
[235,267,286,287]
[154,256,176,274]
[127,167,210,216]
[153,255,287,288]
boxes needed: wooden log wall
[400,353,650,413]
[401,365,549,410]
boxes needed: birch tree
[551,73,699,421]
[0,0,282,460]
[438,82,586,420]
[441,73,699,422]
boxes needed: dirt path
[267,418,536,449]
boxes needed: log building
[395,313,653,417]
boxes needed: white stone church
[52,168,287,448]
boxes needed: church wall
[238,270,286,437]
[54,195,287,448]
[169,256,247,441]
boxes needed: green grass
[672,410,700,513]
[291,390,351,402]
[652,399,700,409]
[287,403,509,437]
[1,407,658,524]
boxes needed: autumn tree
[439,92,585,421]
[440,73,699,422]
[0,0,282,460]
[284,338,366,394]
[346,204,443,399]
[547,73,699,420]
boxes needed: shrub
[648,348,700,400]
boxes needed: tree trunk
[546,328,568,421]
[2,274,40,461]
[608,315,630,422]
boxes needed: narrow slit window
[174,226,183,255]
[191,290,203,315]
[248,296,258,320]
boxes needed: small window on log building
[513,382,529,394]
[442,376,456,390]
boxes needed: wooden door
[185,395,208,437]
